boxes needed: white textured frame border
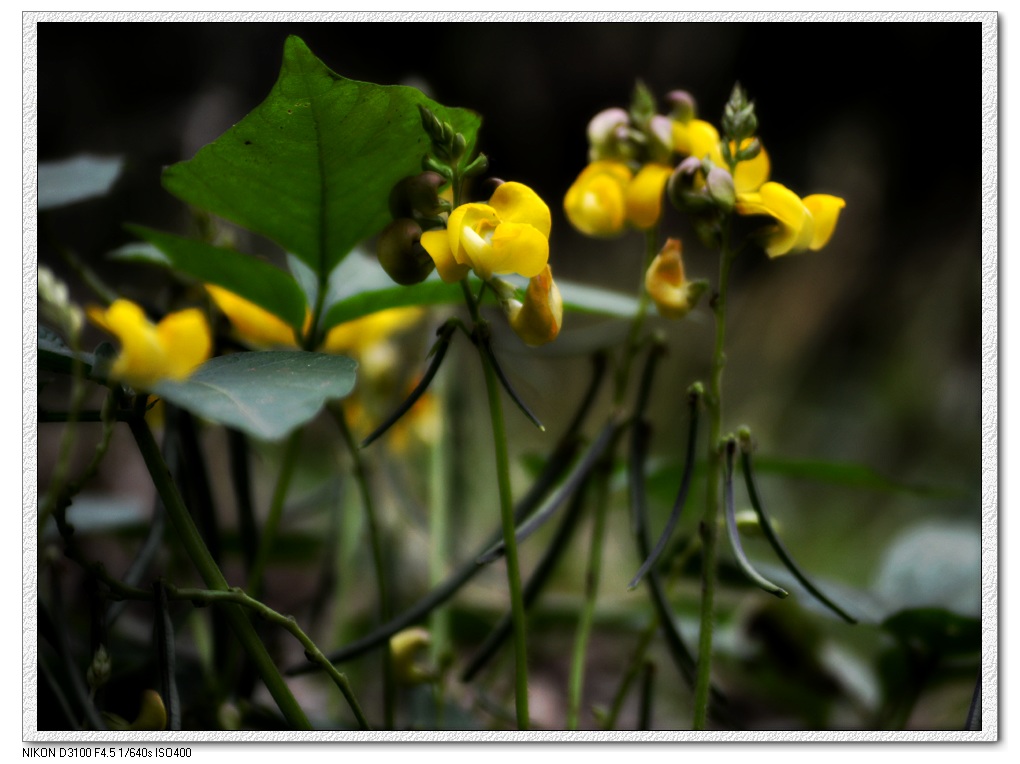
[20,9,999,745]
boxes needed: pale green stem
[126,415,311,730]
[692,221,735,731]
[460,277,530,730]
[566,465,611,730]
[247,429,302,598]
[330,403,395,730]
[429,373,452,727]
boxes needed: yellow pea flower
[735,181,846,258]
[644,238,707,319]
[505,264,563,347]
[207,284,307,348]
[564,160,672,236]
[564,160,633,237]
[87,299,211,389]
[624,163,674,230]
[421,181,551,283]
[320,306,423,379]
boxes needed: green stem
[460,276,530,729]
[478,336,531,730]
[247,429,303,598]
[692,220,735,731]
[126,415,311,730]
[331,403,395,730]
[566,464,611,730]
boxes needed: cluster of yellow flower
[563,87,845,318]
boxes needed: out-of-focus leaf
[753,457,962,498]
[161,35,481,282]
[881,608,981,657]
[124,225,309,334]
[38,155,124,210]
[872,522,981,618]
[152,351,356,441]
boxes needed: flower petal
[563,161,632,237]
[489,181,552,238]
[803,194,846,251]
[489,221,550,279]
[321,307,423,355]
[625,163,673,230]
[420,229,470,283]
[732,141,770,194]
[446,203,498,266]
[673,118,720,160]
[509,264,563,346]
[155,308,212,380]
[206,285,300,348]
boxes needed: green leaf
[152,351,356,441]
[38,154,124,210]
[124,225,309,334]
[161,35,481,282]
[320,252,642,331]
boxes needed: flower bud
[667,157,712,214]
[644,238,707,320]
[376,218,435,286]
[564,160,632,236]
[390,627,434,685]
[86,645,111,691]
[723,83,758,143]
[506,264,563,346]
[647,114,674,163]
[389,172,447,220]
[666,90,696,123]
[587,107,630,147]
[705,166,736,211]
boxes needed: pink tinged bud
[508,264,563,346]
[647,114,675,160]
[666,90,696,122]
[705,166,736,210]
[587,108,630,146]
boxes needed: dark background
[35,20,985,729]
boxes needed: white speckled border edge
[21,9,999,745]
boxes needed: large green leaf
[161,35,481,282]
[152,351,356,441]
[321,252,642,330]
[38,154,124,210]
[123,225,309,334]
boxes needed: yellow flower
[320,307,423,377]
[624,163,674,230]
[564,160,672,236]
[564,160,632,236]
[505,264,563,346]
[207,285,307,348]
[644,238,707,319]
[735,181,846,258]
[87,299,211,389]
[421,181,551,283]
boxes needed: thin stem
[126,414,311,730]
[172,586,370,730]
[567,462,611,730]
[331,402,395,730]
[247,429,303,598]
[692,219,735,731]
[601,617,657,730]
[478,336,531,730]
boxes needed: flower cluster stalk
[692,221,735,730]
